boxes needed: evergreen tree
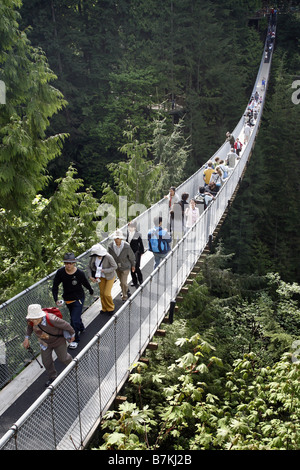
[0,0,67,214]
[100,125,162,213]
[0,3,99,302]
[151,116,190,190]
[100,117,190,217]
[0,165,99,302]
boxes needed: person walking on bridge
[88,243,117,314]
[164,186,180,234]
[108,230,136,302]
[148,216,172,269]
[52,253,94,349]
[225,132,235,147]
[244,123,251,145]
[203,161,214,185]
[126,221,144,288]
[23,304,75,387]
[234,138,243,156]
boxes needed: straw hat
[26,304,46,320]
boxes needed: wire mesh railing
[0,28,275,449]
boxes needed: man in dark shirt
[52,253,93,349]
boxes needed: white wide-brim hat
[26,304,46,320]
[89,243,108,257]
[111,229,126,240]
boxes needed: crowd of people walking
[22,25,274,386]
[22,90,263,386]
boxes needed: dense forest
[0,0,300,451]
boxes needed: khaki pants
[99,276,115,312]
[116,269,130,300]
[41,341,72,380]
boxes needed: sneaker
[68,341,78,349]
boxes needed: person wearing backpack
[23,304,75,387]
[148,216,172,269]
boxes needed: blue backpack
[148,227,170,254]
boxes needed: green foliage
[216,352,300,450]
[92,251,300,451]
[99,402,156,450]
[0,0,67,214]
[101,118,190,214]
[2,0,299,452]
[96,333,223,450]
[101,124,162,210]
[0,3,100,302]
[178,249,300,367]
[0,165,98,302]
[151,117,190,190]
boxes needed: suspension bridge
[0,24,275,450]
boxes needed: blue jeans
[66,298,84,342]
[153,253,167,269]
